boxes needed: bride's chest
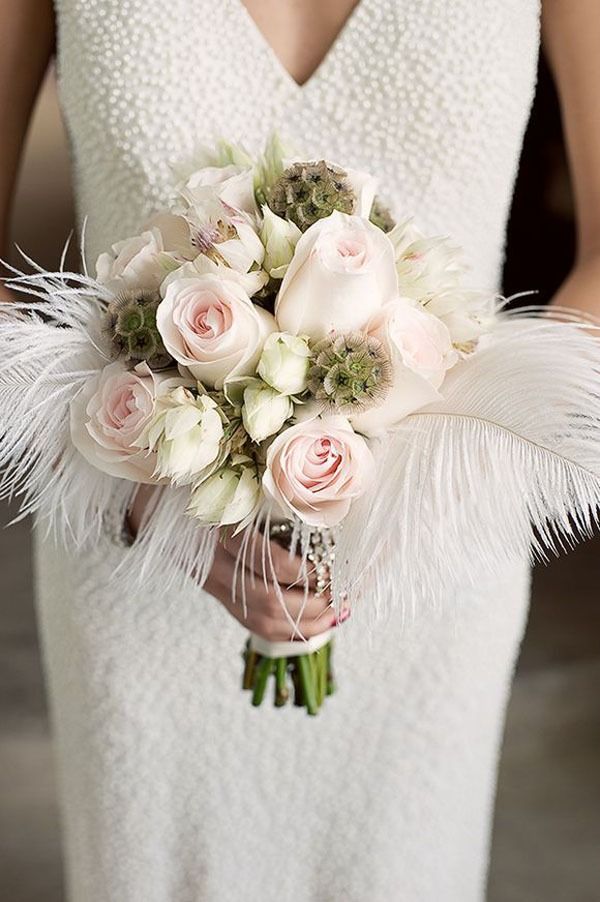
[54,0,540,280]
[55,0,540,148]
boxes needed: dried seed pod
[106,289,173,370]
[369,196,396,233]
[308,331,392,413]
[269,160,356,231]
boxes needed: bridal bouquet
[3,136,600,714]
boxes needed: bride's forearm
[550,255,600,320]
[0,1,55,263]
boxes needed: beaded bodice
[54,0,540,287]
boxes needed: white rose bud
[260,206,301,278]
[141,386,224,484]
[257,332,311,396]
[188,459,261,527]
[242,380,293,443]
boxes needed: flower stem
[242,643,259,692]
[275,657,289,706]
[291,662,304,707]
[326,641,335,696]
[297,654,318,716]
[252,657,274,706]
[316,647,327,707]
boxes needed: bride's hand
[205,532,340,642]
[127,487,345,642]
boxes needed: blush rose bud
[257,332,311,396]
[242,380,293,443]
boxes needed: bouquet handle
[242,627,335,715]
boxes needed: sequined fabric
[38,2,540,899]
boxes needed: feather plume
[0,261,131,545]
[334,313,600,623]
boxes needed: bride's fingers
[222,530,315,588]
[208,563,333,635]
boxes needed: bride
[2,1,597,900]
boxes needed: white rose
[242,380,293,443]
[156,275,275,389]
[257,332,311,396]
[96,228,172,294]
[275,211,398,340]
[69,361,181,482]
[260,205,301,278]
[140,386,224,485]
[387,301,458,382]
[351,300,457,436]
[181,164,258,217]
[188,459,261,527]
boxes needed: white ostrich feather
[117,485,219,597]
[334,314,600,622]
[0,259,132,544]
[0,259,220,595]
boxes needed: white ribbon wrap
[249,629,333,659]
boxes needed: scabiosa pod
[369,197,396,233]
[268,160,356,231]
[308,332,392,413]
[106,289,173,370]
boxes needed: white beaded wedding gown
[37,2,540,900]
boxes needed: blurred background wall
[1,61,599,902]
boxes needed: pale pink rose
[156,275,275,388]
[275,211,398,339]
[70,362,180,482]
[351,300,458,436]
[262,416,374,528]
[182,164,258,217]
[386,301,458,383]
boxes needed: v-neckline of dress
[231,0,369,94]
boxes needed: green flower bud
[268,161,356,232]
